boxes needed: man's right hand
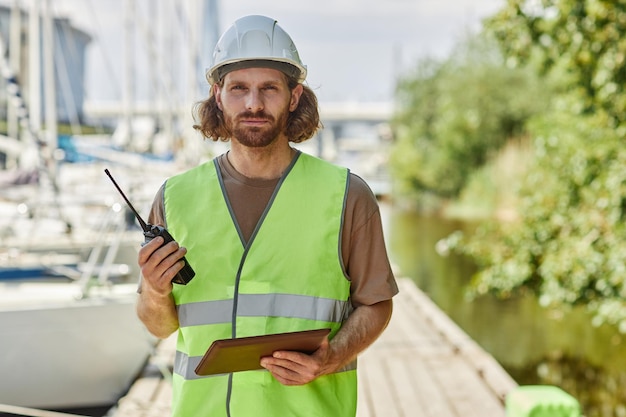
[138,236,188,295]
[136,236,185,338]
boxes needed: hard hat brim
[207,58,307,85]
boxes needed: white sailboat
[0,281,154,410]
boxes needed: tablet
[194,328,331,376]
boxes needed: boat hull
[0,282,154,410]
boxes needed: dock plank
[110,278,517,417]
[410,355,459,417]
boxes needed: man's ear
[213,84,223,110]
[289,84,304,112]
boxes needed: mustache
[236,110,274,122]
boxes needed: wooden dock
[111,278,517,417]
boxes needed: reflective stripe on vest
[173,350,357,380]
[164,152,357,417]
[178,293,352,327]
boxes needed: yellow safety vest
[164,152,357,416]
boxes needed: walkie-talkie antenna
[104,168,149,232]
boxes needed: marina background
[3,0,623,416]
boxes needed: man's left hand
[260,337,338,385]
[260,299,393,386]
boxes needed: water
[385,206,626,417]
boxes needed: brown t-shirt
[147,152,398,307]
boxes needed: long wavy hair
[192,75,322,143]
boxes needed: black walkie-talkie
[104,169,195,285]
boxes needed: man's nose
[245,90,263,112]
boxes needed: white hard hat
[206,15,307,85]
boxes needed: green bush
[447,110,626,330]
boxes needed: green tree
[390,34,549,202]
[443,0,626,330]
[486,0,626,126]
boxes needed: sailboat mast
[42,0,57,157]
[8,0,22,142]
[122,0,136,149]
[28,0,40,135]
[178,0,219,164]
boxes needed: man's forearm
[329,299,393,369]
[136,289,180,339]
[258,299,393,385]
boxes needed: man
[137,15,398,417]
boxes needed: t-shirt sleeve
[148,183,167,227]
[342,173,399,307]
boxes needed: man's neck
[227,141,296,180]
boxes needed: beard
[226,110,289,148]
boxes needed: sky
[4,0,504,105]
